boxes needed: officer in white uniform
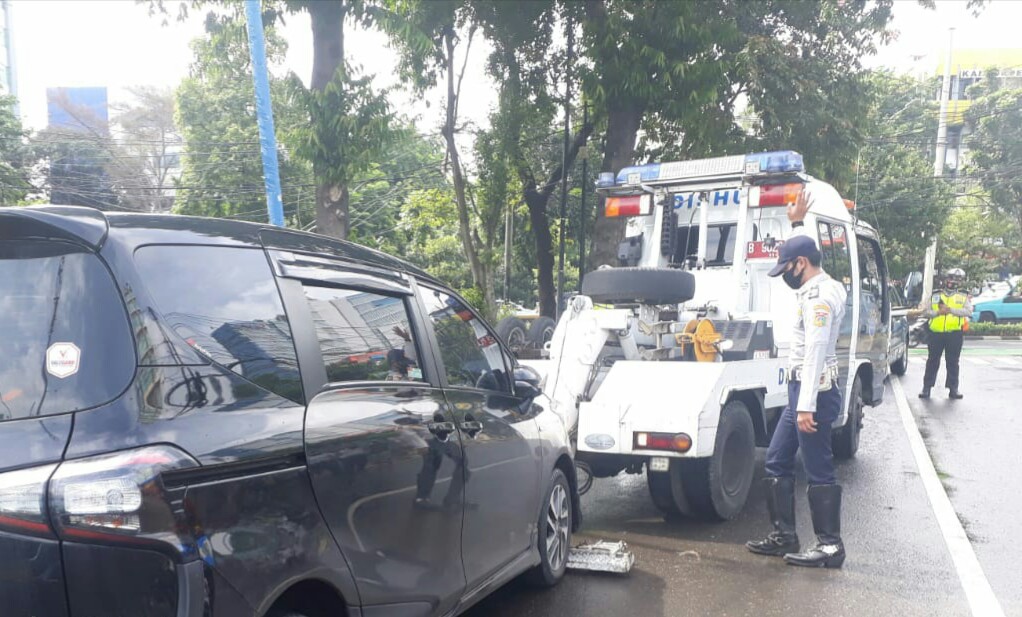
[747,192,847,569]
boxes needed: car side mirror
[514,364,541,388]
[515,380,542,401]
[905,271,924,305]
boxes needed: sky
[8,0,1022,132]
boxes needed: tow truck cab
[543,151,893,520]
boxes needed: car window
[0,240,135,421]
[857,236,888,321]
[303,286,424,384]
[816,221,855,336]
[418,287,512,392]
[136,245,304,404]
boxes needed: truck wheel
[496,317,528,352]
[679,400,756,521]
[581,267,695,305]
[647,459,694,518]
[891,333,908,376]
[833,375,863,460]
[528,316,557,348]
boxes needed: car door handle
[460,420,483,437]
[427,421,456,441]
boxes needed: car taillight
[48,445,200,559]
[605,195,651,218]
[749,183,803,207]
[634,431,692,453]
[0,464,59,538]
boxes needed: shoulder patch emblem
[812,304,830,327]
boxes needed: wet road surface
[906,342,1022,616]
[465,371,984,616]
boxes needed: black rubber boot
[919,386,931,399]
[949,389,964,400]
[785,484,845,568]
[746,477,800,556]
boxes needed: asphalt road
[465,344,1022,617]
[905,340,1022,616]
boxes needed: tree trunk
[525,191,558,318]
[589,100,644,268]
[441,26,493,312]
[309,1,348,238]
[315,182,349,238]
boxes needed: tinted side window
[303,286,424,384]
[817,221,853,289]
[136,246,304,404]
[858,237,889,321]
[0,241,135,420]
[419,288,511,392]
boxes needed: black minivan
[0,206,579,617]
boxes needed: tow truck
[536,151,894,520]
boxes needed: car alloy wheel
[545,483,571,572]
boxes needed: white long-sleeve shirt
[789,271,847,413]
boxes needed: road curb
[962,335,1022,340]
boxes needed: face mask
[782,261,804,290]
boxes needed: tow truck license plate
[649,457,669,472]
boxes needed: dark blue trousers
[765,380,843,486]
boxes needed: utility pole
[923,27,954,303]
[556,16,574,317]
[578,102,589,291]
[244,0,285,227]
[503,205,513,301]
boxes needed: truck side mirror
[905,271,924,305]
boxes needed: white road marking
[892,377,1005,617]
[996,356,1021,366]
[966,357,990,365]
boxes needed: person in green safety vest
[916,268,972,400]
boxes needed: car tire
[678,400,756,521]
[496,316,529,351]
[980,311,997,324]
[528,316,557,348]
[833,375,863,460]
[891,333,908,376]
[581,267,696,305]
[647,459,695,518]
[526,468,572,588]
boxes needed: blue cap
[768,235,821,277]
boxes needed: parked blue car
[973,289,1022,323]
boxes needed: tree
[148,0,395,238]
[474,1,594,317]
[106,87,182,212]
[581,0,904,268]
[0,94,30,205]
[964,78,1022,250]
[855,72,953,279]
[174,12,313,222]
[382,0,503,313]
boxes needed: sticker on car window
[46,343,81,379]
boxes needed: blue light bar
[744,151,804,175]
[596,172,617,188]
[615,163,662,185]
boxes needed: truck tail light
[605,195,651,218]
[48,445,199,558]
[634,432,692,453]
[749,183,803,207]
[0,464,59,538]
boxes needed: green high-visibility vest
[929,291,968,333]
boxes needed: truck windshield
[674,224,737,266]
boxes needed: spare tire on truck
[581,267,696,305]
[496,316,529,352]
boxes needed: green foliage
[0,94,29,205]
[285,65,394,186]
[967,322,1022,337]
[856,71,953,279]
[173,12,313,222]
[942,203,1017,282]
[965,83,1022,245]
